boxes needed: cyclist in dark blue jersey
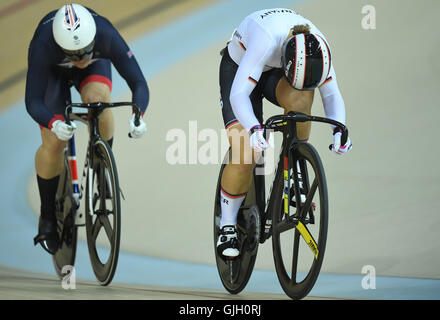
[26,3,149,253]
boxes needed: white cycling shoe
[216,225,239,258]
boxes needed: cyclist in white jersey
[217,8,352,259]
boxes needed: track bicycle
[214,111,349,299]
[35,101,141,286]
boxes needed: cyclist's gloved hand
[51,120,77,141]
[129,114,147,139]
[249,125,269,152]
[331,128,352,155]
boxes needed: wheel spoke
[290,229,300,284]
[98,164,107,211]
[99,214,114,243]
[93,192,99,209]
[91,217,101,241]
[296,221,319,260]
[299,178,318,219]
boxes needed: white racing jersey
[227,8,345,132]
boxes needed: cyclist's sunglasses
[63,39,95,61]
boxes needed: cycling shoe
[33,217,59,255]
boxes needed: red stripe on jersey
[318,76,333,88]
[225,120,239,129]
[46,114,65,130]
[248,77,257,85]
[79,75,112,93]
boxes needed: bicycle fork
[286,146,319,260]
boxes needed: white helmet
[52,3,96,57]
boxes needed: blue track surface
[1,0,439,300]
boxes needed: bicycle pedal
[224,254,240,261]
[264,220,272,233]
[262,220,272,241]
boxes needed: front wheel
[272,142,328,299]
[85,139,121,286]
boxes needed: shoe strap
[221,225,236,234]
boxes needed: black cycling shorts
[43,59,112,117]
[219,47,283,129]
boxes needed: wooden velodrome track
[1,0,440,301]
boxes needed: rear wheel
[214,150,260,294]
[52,154,78,278]
[85,139,121,286]
[272,142,328,299]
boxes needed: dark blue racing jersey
[25,8,149,129]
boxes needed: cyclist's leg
[74,60,114,199]
[219,48,263,224]
[81,83,113,140]
[34,69,70,252]
[217,48,263,257]
[260,69,314,140]
[36,128,66,177]
[262,69,314,206]
[75,59,114,143]
[221,122,257,222]
[36,129,67,225]
[267,70,314,140]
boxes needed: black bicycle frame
[255,111,348,241]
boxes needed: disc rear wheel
[214,150,260,294]
[52,155,78,278]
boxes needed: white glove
[332,129,352,155]
[51,120,77,141]
[129,114,147,139]
[249,126,269,152]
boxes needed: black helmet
[282,32,331,90]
